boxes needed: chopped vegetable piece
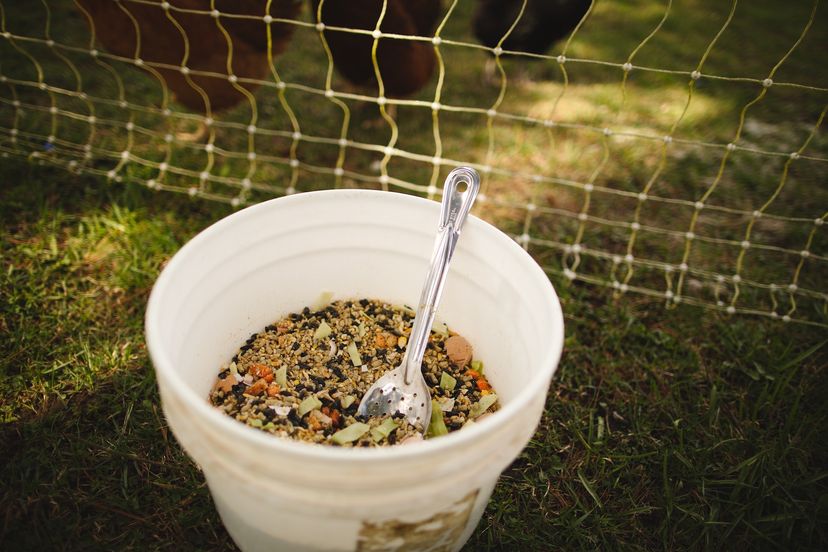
[229,363,238,377]
[431,320,449,336]
[246,379,267,396]
[332,422,371,445]
[357,321,367,338]
[439,397,455,412]
[297,395,322,417]
[263,422,276,430]
[346,341,362,366]
[274,365,288,388]
[340,395,356,409]
[270,405,291,417]
[250,363,272,378]
[439,371,457,392]
[313,320,332,341]
[370,418,399,442]
[469,393,498,419]
[249,419,263,428]
[470,359,484,374]
[313,290,333,310]
[426,399,449,437]
[216,375,235,394]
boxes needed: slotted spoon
[357,166,480,430]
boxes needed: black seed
[291,342,301,351]
[280,389,291,396]
[387,431,397,444]
[263,408,276,421]
[265,324,277,332]
[289,313,301,321]
[344,300,353,307]
[302,307,310,316]
[298,361,310,371]
[375,348,386,358]
[359,299,369,307]
[231,354,239,363]
[239,343,253,353]
[310,374,327,385]
[219,369,230,378]
[331,366,345,379]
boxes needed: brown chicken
[75,0,302,138]
[309,0,442,98]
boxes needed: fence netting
[1,0,826,326]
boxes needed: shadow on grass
[1,163,237,548]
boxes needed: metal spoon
[357,167,480,431]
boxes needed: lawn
[1,0,827,550]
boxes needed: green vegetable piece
[370,418,399,442]
[297,395,322,417]
[470,360,484,374]
[346,341,362,366]
[431,320,449,336]
[249,418,263,428]
[332,422,371,445]
[229,363,238,377]
[313,320,332,341]
[263,422,276,430]
[275,365,288,388]
[313,290,333,311]
[426,399,448,438]
[439,371,457,392]
[340,395,356,409]
[469,393,498,419]
[357,321,367,338]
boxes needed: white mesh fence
[0,0,826,326]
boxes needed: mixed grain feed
[209,298,499,447]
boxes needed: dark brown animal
[75,0,301,117]
[309,0,443,98]
[473,0,591,57]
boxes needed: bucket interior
[150,191,562,424]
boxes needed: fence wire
[0,0,826,326]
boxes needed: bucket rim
[145,188,565,463]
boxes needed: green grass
[1,0,828,549]
[2,162,826,550]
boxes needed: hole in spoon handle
[440,167,480,234]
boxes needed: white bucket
[145,189,564,552]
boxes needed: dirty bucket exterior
[145,190,564,551]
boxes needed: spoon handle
[403,167,480,385]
